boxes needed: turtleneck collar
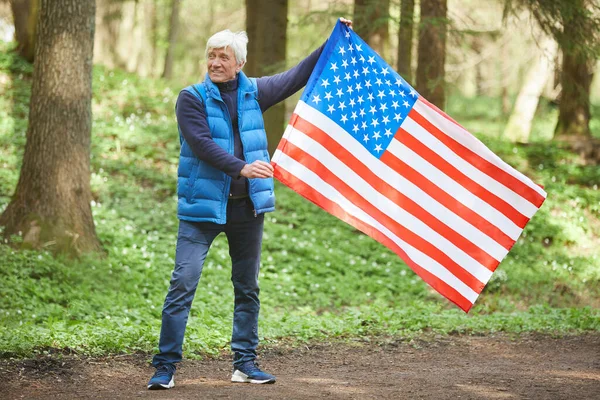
[215,74,239,92]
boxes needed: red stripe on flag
[273,162,474,312]
[290,114,498,271]
[379,150,514,252]
[278,136,486,293]
[410,103,546,207]
[396,124,530,229]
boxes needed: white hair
[205,29,248,64]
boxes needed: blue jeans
[152,197,264,368]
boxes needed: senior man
[148,18,353,390]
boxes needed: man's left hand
[339,18,353,29]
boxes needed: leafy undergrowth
[0,43,599,358]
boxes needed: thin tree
[148,0,159,76]
[503,37,558,142]
[94,0,124,70]
[353,0,390,59]
[245,0,288,157]
[0,0,101,255]
[9,0,38,62]
[397,0,415,83]
[416,0,448,110]
[162,0,181,79]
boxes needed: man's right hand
[240,160,274,179]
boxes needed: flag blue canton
[301,24,419,159]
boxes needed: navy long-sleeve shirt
[176,42,325,197]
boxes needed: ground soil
[1,334,599,399]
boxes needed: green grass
[0,43,599,358]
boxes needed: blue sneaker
[231,360,276,384]
[147,364,176,390]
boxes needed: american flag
[272,21,547,312]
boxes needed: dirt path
[1,334,599,399]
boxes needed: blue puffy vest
[177,72,275,224]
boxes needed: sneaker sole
[147,377,175,390]
[231,376,276,384]
[231,370,276,384]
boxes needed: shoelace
[241,361,262,374]
[155,364,175,378]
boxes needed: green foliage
[0,44,599,359]
[504,0,600,56]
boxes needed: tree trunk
[162,0,181,79]
[353,0,390,59]
[9,0,38,62]
[554,46,595,138]
[148,0,158,76]
[245,0,259,76]
[503,37,557,143]
[501,39,510,115]
[397,0,414,83]
[472,36,483,97]
[94,0,123,70]
[0,0,101,255]
[416,0,447,111]
[245,0,288,157]
[119,1,138,73]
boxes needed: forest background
[0,0,599,359]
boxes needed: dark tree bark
[555,35,595,137]
[353,0,390,59]
[245,0,288,157]
[416,0,447,110]
[397,0,415,83]
[9,0,38,62]
[162,0,181,79]
[0,0,101,255]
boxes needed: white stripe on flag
[292,100,517,248]
[273,150,481,303]
[284,125,495,283]
[402,116,539,218]
[412,100,546,199]
[386,139,522,240]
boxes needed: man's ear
[236,61,246,73]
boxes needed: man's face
[207,47,242,83]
